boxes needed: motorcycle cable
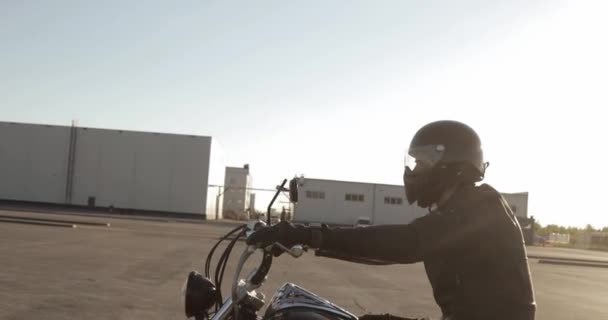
[203,224,247,312]
[205,224,246,278]
[217,229,244,287]
[214,227,247,308]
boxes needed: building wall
[576,232,608,249]
[294,178,526,226]
[329,180,374,225]
[206,138,226,219]
[372,184,427,224]
[0,121,217,216]
[501,192,529,218]
[71,127,212,214]
[0,122,70,203]
[223,166,250,216]
[293,179,373,225]
[249,193,256,215]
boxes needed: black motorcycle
[182,178,381,320]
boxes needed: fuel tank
[263,283,358,320]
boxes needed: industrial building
[293,177,531,229]
[576,231,608,250]
[501,192,529,218]
[0,121,225,218]
[293,178,427,226]
[222,165,252,219]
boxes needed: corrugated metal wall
[0,122,218,216]
[70,127,212,214]
[0,122,70,203]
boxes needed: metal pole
[267,179,287,225]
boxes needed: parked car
[354,217,371,227]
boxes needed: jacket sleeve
[318,222,425,264]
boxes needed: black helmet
[403,120,487,208]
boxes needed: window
[306,190,325,199]
[384,197,403,205]
[87,196,96,207]
[345,193,364,202]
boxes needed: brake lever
[272,243,304,258]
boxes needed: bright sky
[1,1,607,227]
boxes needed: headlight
[184,271,218,319]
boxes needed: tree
[533,221,542,234]
[542,224,562,236]
[533,223,606,240]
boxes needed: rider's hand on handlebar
[246,221,312,256]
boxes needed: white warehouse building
[293,177,528,226]
[0,121,225,219]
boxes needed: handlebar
[226,241,305,320]
[244,220,273,286]
[250,251,273,285]
[233,221,305,303]
[249,243,305,286]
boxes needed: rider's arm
[316,219,428,264]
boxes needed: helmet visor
[405,144,446,171]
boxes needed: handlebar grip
[250,252,273,285]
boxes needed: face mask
[403,164,441,208]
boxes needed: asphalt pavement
[1,210,607,320]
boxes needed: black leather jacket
[317,184,536,320]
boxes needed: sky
[1,1,607,227]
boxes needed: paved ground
[527,245,608,263]
[1,210,607,320]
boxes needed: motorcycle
[182,178,377,320]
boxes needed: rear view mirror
[289,178,299,203]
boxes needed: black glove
[246,221,312,255]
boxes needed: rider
[247,120,536,320]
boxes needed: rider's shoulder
[453,183,503,205]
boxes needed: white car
[354,217,371,227]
